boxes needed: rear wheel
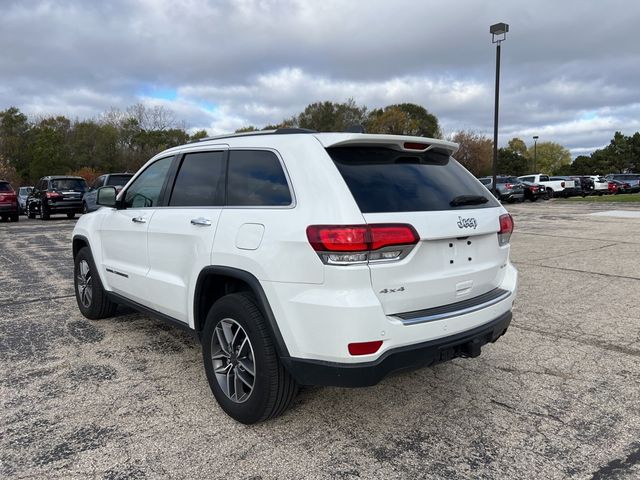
[202,292,298,424]
[74,247,117,319]
[10,214,19,222]
[546,188,554,199]
[67,212,76,219]
[27,204,36,219]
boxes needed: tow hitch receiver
[461,338,482,358]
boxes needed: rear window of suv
[50,178,87,191]
[327,146,499,213]
[0,182,12,192]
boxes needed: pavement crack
[516,231,640,245]
[512,261,640,281]
[530,242,620,261]
[512,323,640,358]
[490,400,566,424]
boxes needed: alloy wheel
[76,259,93,308]
[210,318,256,403]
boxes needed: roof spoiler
[317,134,459,156]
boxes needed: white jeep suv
[72,129,518,423]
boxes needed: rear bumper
[282,310,512,387]
[559,187,580,197]
[500,192,524,201]
[47,201,83,213]
[0,204,19,215]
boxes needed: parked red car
[0,180,19,222]
[608,179,632,194]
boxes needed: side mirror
[96,186,117,208]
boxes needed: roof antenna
[345,124,366,133]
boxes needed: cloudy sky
[2,0,639,155]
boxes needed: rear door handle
[132,217,146,223]
[191,217,212,226]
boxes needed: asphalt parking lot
[1,201,639,479]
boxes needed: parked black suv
[26,176,88,220]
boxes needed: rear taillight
[306,224,419,265]
[505,183,513,190]
[498,214,514,247]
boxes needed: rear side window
[169,151,226,207]
[327,147,499,213]
[107,175,133,187]
[0,182,12,192]
[227,150,292,206]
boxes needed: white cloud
[0,0,639,155]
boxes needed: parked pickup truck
[518,174,577,198]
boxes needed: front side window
[169,151,226,207]
[227,150,292,206]
[539,175,549,182]
[124,156,173,208]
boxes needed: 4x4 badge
[379,287,405,294]
[457,216,478,229]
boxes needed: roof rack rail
[191,127,318,143]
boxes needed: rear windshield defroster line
[327,146,499,213]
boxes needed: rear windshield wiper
[449,195,489,207]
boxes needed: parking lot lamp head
[490,22,509,195]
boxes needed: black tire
[546,188,554,199]
[41,204,50,220]
[0,216,7,222]
[27,204,36,219]
[10,214,19,222]
[82,202,88,214]
[202,292,298,424]
[530,196,537,202]
[74,247,118,320]
[67,212,76,219]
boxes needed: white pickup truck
[518,174,577,198]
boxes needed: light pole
[490,22,509,195]
[533,135,539,172]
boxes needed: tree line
[1,100,637,188]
